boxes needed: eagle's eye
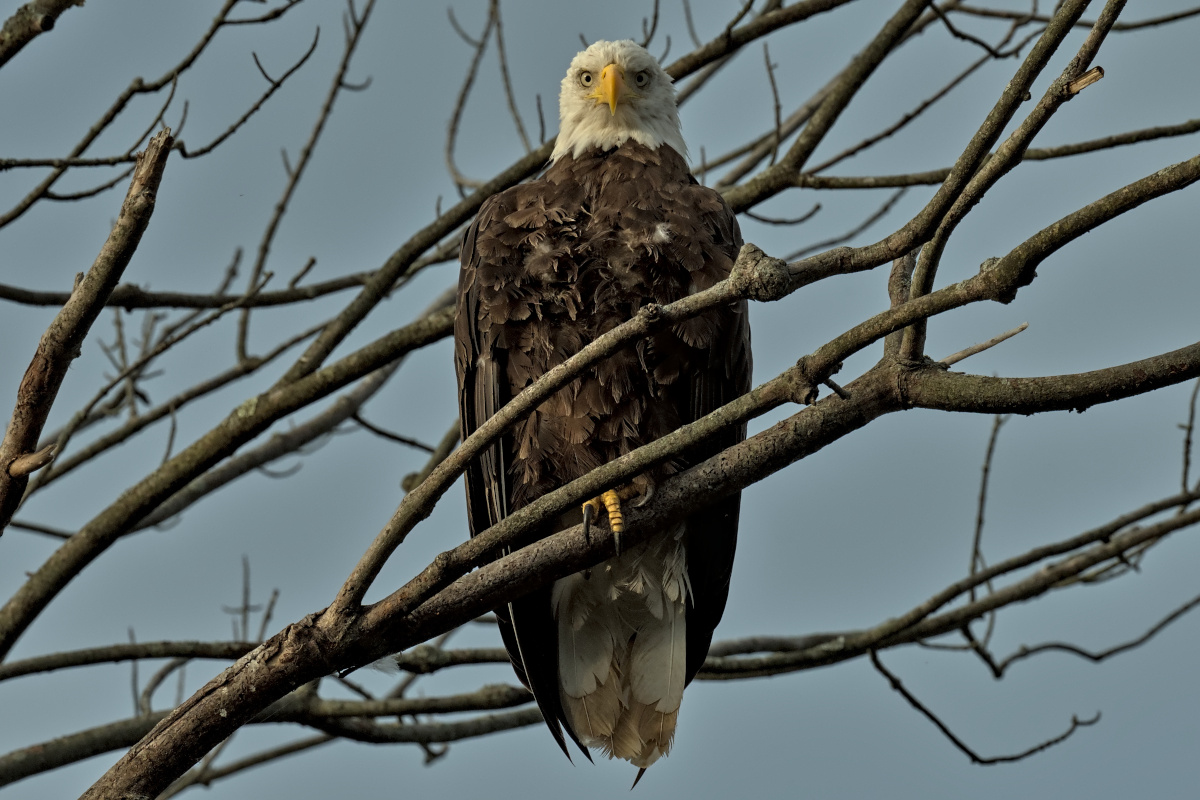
[633,71,650,88]
[579,71,594,88]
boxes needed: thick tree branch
[905,341,1200,413]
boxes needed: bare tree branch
[0,129,174,532]
[870,650,1101,764]
[0,0,84,70]
[989,593,1200,676]
[951,4,1200,31]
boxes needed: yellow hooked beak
[597,63,624,115]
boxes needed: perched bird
[455,39,751,770]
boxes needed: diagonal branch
[0,129,173,533]
[0,0,84,70]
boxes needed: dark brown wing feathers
[454,141,751,751]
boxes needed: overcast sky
[1,1,1199,798]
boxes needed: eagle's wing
[454,195,584,760]
[670,187,752,684]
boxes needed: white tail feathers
[630,598,685,714]
[612,700,679,767]
[553,528,689,768]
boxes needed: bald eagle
[455,40,751,769]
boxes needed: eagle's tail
[553,531,688,768]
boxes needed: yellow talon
[582,486,642,555]
[601,489,624,534]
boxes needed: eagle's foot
[582,485,641,555]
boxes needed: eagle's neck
[551,103,687,163]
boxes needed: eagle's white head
[550,39,687,162]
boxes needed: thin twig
[133,353,410,530]
[640,0,660,47]
[288,257,318,289]
[257,588,280,642]
[0,0,238,229]
[138,658,189,715]
[681,0,702,47]
[786,188,908,260]
[161,405,178,465]
[43,167,136,201]
[805,37,1034,176]
[6,519,72,540]
[940,323,1029,366]
[993,592,1200,676]
[351,413,436,452]
[742,202,820,226]
[445,3,497,192]
[870,650,1100,764]
[931,3,1007,57]
[969,415,1007,602]
[492,0,531,153]
[951,4,1200,31]
[763,43,782,166]
[178,28,320,159]
[127,629,139,716]
[29,320,323,493]
[1181,379,1199,496]
[157,735,334,799]
[23,270,295,494]
[236,2,375,361]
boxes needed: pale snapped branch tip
[7,444,56,477]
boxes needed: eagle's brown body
[455,140,751,765]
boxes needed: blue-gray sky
[1,1,1198,798]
